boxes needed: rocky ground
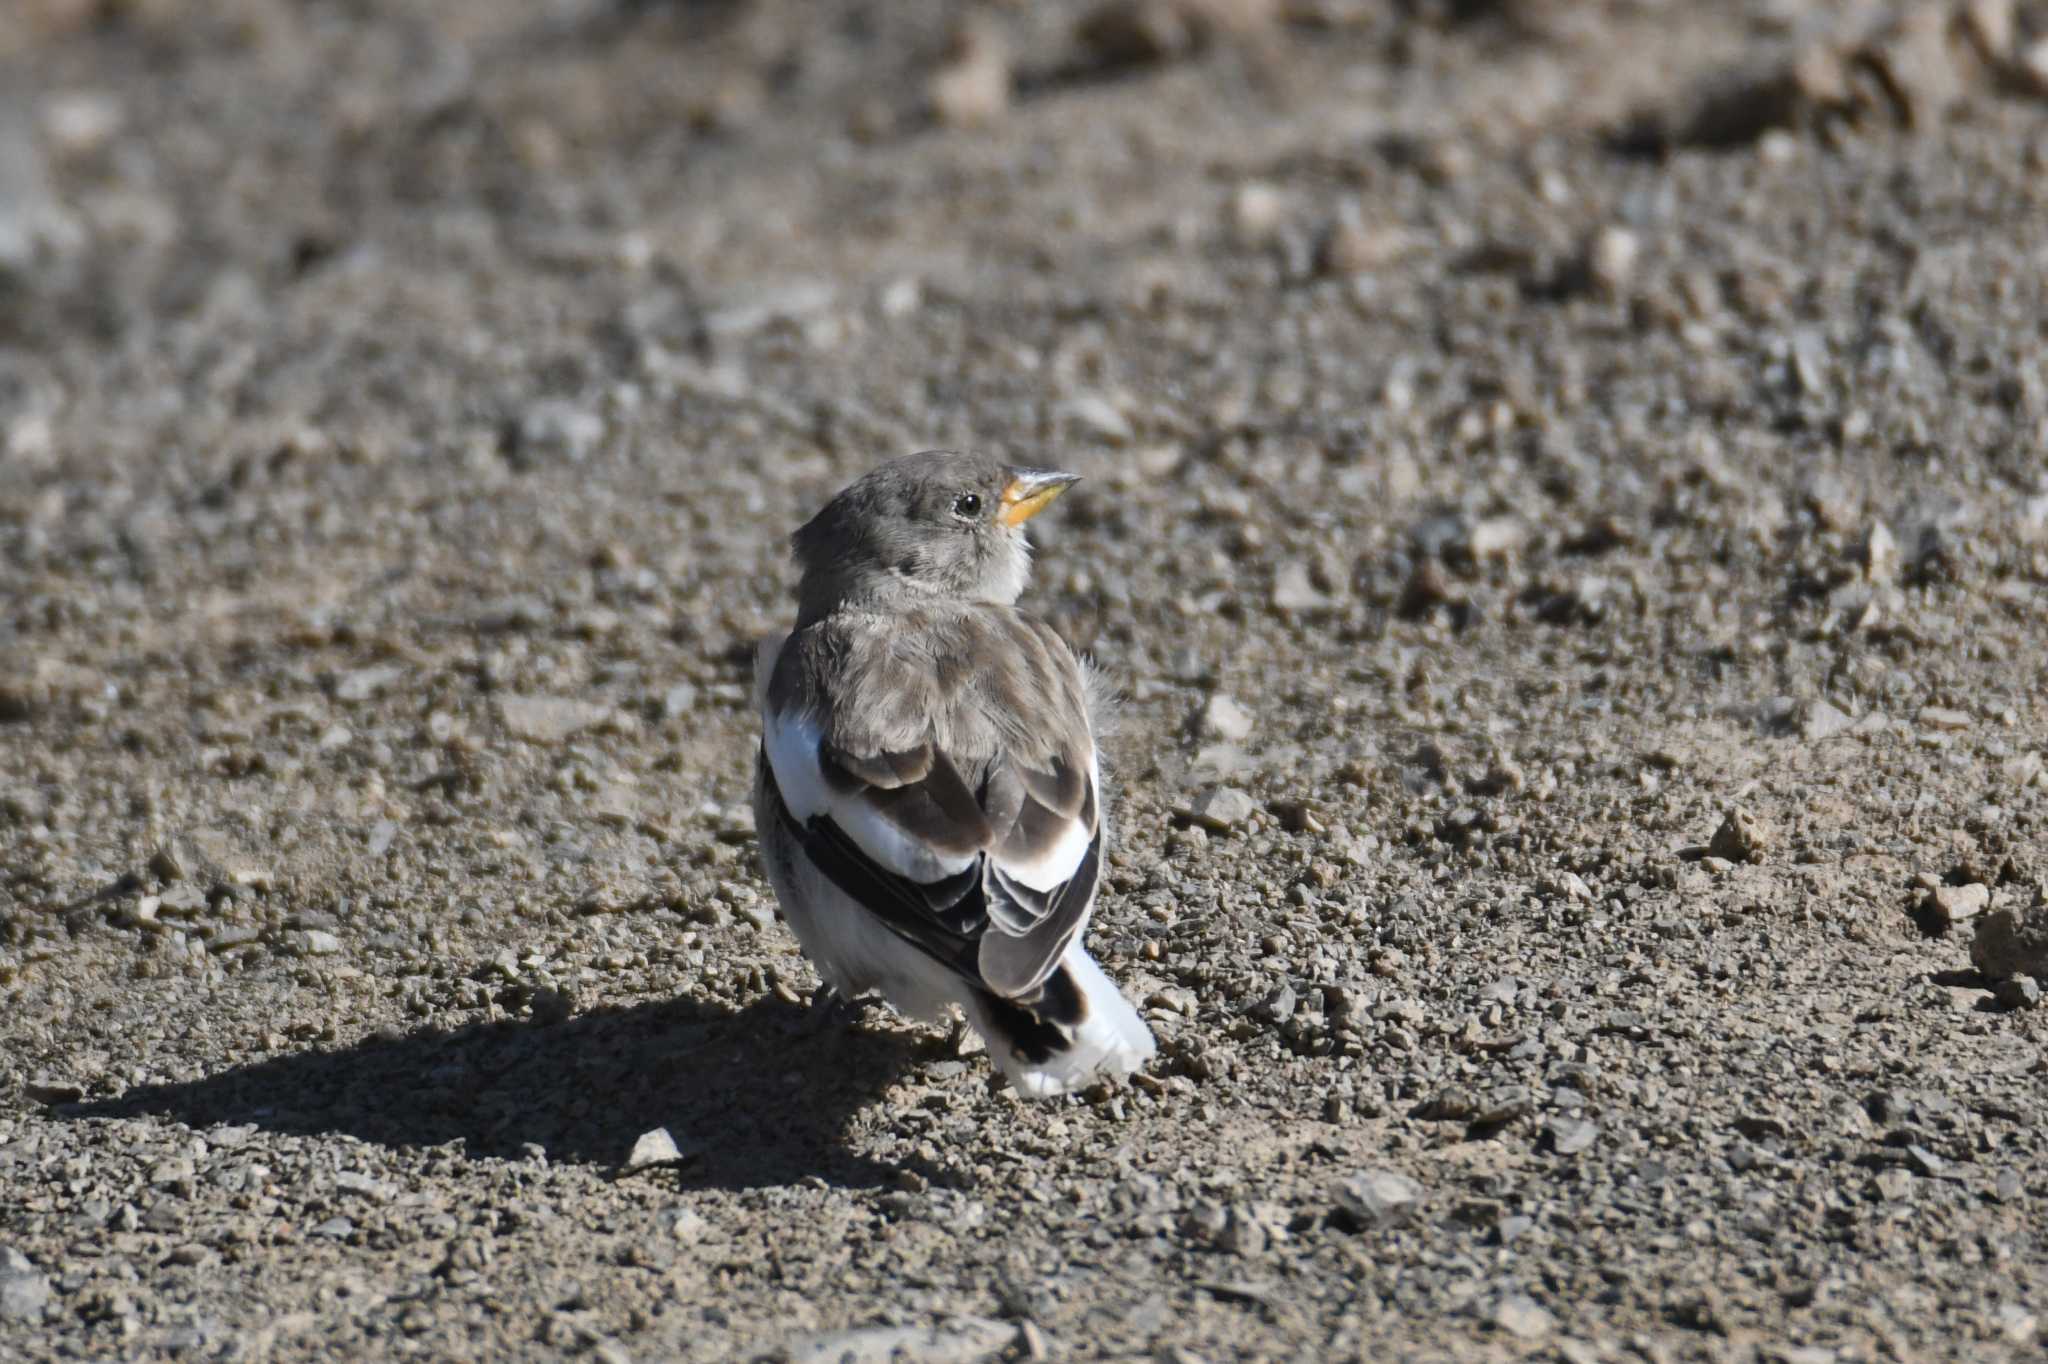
[5,1,2048,1360]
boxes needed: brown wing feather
[767,604,1103,998]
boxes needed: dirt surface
[5,1,2048,1360]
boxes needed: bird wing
[758,608,1103,998]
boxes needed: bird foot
[805,985,881,1034]
[944,1016,985,1057]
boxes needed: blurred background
[5,0,2044,649]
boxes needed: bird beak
[998,469,1081,527]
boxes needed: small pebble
[1972,903,2048,980]
[1927,883,1990,925]
[1994,975,2041,1010]
[1332,1170,1423,1229]
[1197,694,1254,743]
[290,930,342,957]
[513,400,604,466]
[1801,698,1855,741]
[660,1206,709,1244]
[1492,1294,1556,1342]
[626,1127,685,1171]
[1918,705,1972,731]
[929,24,1010,129]
[1585,225,1638,293]
[1062,392,1133,445]
[1861,521,1899,583]
[1707,806,1770,863]
[1270,561,1331,612]
[0,1249,51,1323]
[1228,182,1288,246]
[1183,786,1257,831]
[498,694,614,744]
[1546,1117,1598,1155]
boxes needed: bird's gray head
[790,451,1080,620]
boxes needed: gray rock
[160,883,208,915]
[331,665,404,703]
[1918,705,1972,732]
[1790,328,1830,397]
[498,694,612,744]
[1972,902,2048,980]
[513,400,606,465]
[661,684,699,721]
[1544,871,1594,903]
[1188,744,1252,780]
[659,1206,709,1244]
[1926,883,1989,925]
[1474,1086,1534,1125]
[149,842,190,881]
[1197,694,1254,743]
[1466,516,1526,562]
[1585,225,1638,294]
[288,929,342,957]
[928,24,1010,130]
[1800,698,1855,741]
[1707,806,1769,863]
[1061,392,1133,445]
[1994,975,2041,1010]
[333,1171,392,1203]
[0,115,84,276]
[1491,1293,1556,1341]
[1213,1204,1273,1256]
[1332,1170,1423,1230]
[1179,1200,1228,1245]
[1860,521,1899,583]
[205,925,261,953]
[1228,181,1288,245]
[702,280,835,339]
[470,596,552,633]
[1546,1117,1599,1156]
[784,1315,1015,1364]
[1249,983,1296,1025]
[25,1079,83,1104]
[1270,561,1331,612]
[1183,787,1257,831]
[625,1127,684,1171]
[1410,512,1470,560]
[0,1248,50,1323]
[1905,1145,1948,1178]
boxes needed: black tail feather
[974,967,1087,1065]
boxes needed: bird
[752,451,1156,1098]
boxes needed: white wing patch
[987,751,1100,894]
[762,704,977,884]
[759,621,1097,899]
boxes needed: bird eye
[951,492,982,519]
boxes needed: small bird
[753,451,1156,1098]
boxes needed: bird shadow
[63,995,930,1192]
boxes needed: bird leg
[803,983,846,1034]
[943,1012,985,1057]
[805,983,881,1034]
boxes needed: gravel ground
[5,2,2048,1361]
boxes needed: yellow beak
[998,469,1081,527]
